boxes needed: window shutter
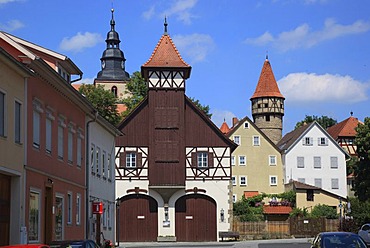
[208,152,214,167]
[119,152,126,168]
[310,137,313,145]
[191,152,197,167]
[137,152,142,168]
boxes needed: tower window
[111,86,118,98]
[264,103,268,108]
[266,115,270,121]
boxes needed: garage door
[175,194,216,241]
[118,194,158,242]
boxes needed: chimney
[232,117,239,128]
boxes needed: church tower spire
[96,8,130,82]
[250,57,285,144]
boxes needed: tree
[295,115,337,129]
[121,71,212,118]
[310,204,338,219]
[353,117,370,201]
[121,71,147,117]
[79,84,121,125]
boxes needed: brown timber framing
[148,70,185,88]
[115,146,149,180]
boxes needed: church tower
[94,8,130,100]
[250,56,285,144]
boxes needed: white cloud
[0,19,24,31]
[142,5,155,20]
[245,19,370,52]
[79,78,94,85]
[173,33,215,63]
[160,0,198,25]
[279,72,369,103]
[59,32,103,53]
[211,109,236,129]
[0,0,21,4]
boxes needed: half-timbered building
[115,21,237,242]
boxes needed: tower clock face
[101,60,106,69]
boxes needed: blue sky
[1,0,369,134]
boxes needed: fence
[232,217,339,240]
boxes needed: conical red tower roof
[142,34,190,68]
[220,120,230,134]
[250,58,284,100]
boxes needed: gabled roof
[142,33,190,68]
[286,180,347,201]
[1,31,82,75]
[327,116,362,139]
[250,57,284,100]
[277,121,349,158]
[227,115,281,152]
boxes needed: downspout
[85,110,98,239]
[71,74,82,83]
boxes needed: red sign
[92,202,103,214]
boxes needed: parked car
[49,240,99,248]
[311,232,367,248]
[359,223,370,245]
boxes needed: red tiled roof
[327,116,361,139]
[263,205,292,215]
[72,83,81,91]
[220,121,230,134]
[250,58,284,100]
[142,34,190,68]
[244,191,259,198]
[116,103,127,114]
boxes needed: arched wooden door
[118,194,158,242]
[175,194,216,241]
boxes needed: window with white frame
[90,144,95,174]
[297,156,305,168]
[76,194,81,225]
[303,137,313,146]
[318,137,328,146]
[244,122,249,129]
[313,156,321,169]
[58,117,66,159]
[102,151,106,179]
[331,178,339,189]
[67,192,72,224]
[240,176,247,186]
[253,136,260,146]
[45,110,54,154]
[33,103,42,149]
[269,155,277,166]
[298,178,305,183]
[231,156,235,166]
[68,125,74,164]
[0,91,5,137]
[96,147,101,175]
[239,155,246,166]
[76,131,82,167]
[233,135,240,145]
[270,176,277,186]
[232,176,236,186]
[232,194,237,203]
[14,101,21,144]
[314,178,322,188]
[126,152,136,168]
[107,154,111,180]
[197,152,208,167]
[330,156,338,169]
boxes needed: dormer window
[57,66,71,83]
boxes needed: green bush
[310,204,338,219]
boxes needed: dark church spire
[96,8,130,81]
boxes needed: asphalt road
[119,238,312,248]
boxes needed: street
[119,238,312,248]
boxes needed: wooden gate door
[175,194,216,241]
[0,174,11,246]
[118,194,158,242]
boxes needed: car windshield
[323,235,366,248]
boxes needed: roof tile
[327,116,362,139]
